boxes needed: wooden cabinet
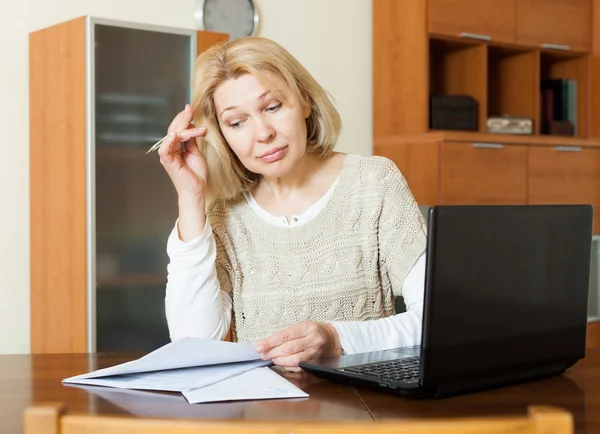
[378,134,600,233]
[428,0,592,51]
[440,141,527,204]
[429,0,516,43]
[375,0,600,139]
[516,0,591,51]
[528,145,600,232]
[30,17,228,354]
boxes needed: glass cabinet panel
[94,24,192,352]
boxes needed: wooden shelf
[427,36,588,139]
[373,0,600,233]
[487,46,539,132]
[429,37,487,131]
[375,131,600,148]
[375,1,596,140]
[430,33,590,56]
[540,52,589,138]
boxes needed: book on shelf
[541,78,577,136]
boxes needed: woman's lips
[259,145,288,163]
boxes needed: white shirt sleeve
[329,253,425,354]
[164,219,232,341]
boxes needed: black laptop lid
[421,205,593,387]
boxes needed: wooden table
[4,349,600,434]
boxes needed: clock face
[202,0,257,40]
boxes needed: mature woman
[158,36,427,369]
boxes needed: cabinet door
[440,141,527,204]
[528,146,600,233]
[93,25,209,354]
[429,0,516,43]
[516,0,591,51]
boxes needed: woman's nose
[256,117,276,142]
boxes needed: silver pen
[145,136,166,154]
[146,120,196,155]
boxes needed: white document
[61,337,309,403]
[64,359,270,392]
[63,337,261,380]
[183,367,309,404]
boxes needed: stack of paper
[63,337,308,404]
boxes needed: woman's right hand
[159,104,208,202]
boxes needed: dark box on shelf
[430,95,478,131]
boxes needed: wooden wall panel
[30,17,88,353]
[373,0,429,137]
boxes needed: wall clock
[200,0,259,40]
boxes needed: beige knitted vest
[208,154,428,344]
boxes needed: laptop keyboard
[342,356,420,382]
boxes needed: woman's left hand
[255,321,342,368]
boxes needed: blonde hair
[191,36,342,202]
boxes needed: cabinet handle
[459,32,491,41]
[542,43,571,51]
[473,142,503,149]
[555,146,582,152]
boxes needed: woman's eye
[266,103,282,113]
[229,121,243,129]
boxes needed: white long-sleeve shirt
[165,154,426,354]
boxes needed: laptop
[299,205,593,399]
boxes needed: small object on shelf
[548,120,574,137]
[430,94,478,131]
[486,116,534,135]
[541,78,577,136]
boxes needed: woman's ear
[301,91,311,118]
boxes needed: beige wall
[0,0,372,353]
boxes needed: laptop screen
[421,205,593,385]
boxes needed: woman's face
[213,73,311,179]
